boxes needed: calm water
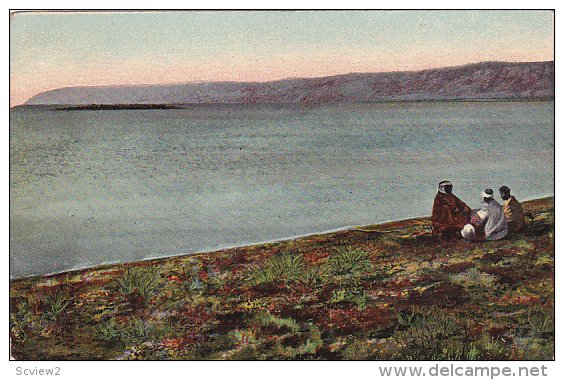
[10,101,554,278]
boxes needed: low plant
[120,317,155,344]
[294,324,322,355]
[10,301,33,342]
[329,288,348,304]
[230,329,256,349]
[251,253,306,284]
[329,287,369,310]
[450,268,498,288]
[301,265,327,288]
[43,291,70,322]
[115,266,162,299]
[475,334,508,359]
[96,316,175,348]
[257,312,300,333]
[394,305,417,329]
[96,318,121,344]
[329,246,372,277]
[526,306,554,338]
[392,307,463,359]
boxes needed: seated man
[499,185,525,233]
[432,180,471,238]
[461,189,508,241]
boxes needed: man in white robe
[461,189,508,241]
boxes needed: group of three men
[431,180,524,241]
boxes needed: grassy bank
[10,198,554,360]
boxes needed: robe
[474,199,508,241]
[503,196,525,232]
[432,192,472,236]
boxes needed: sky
[10,10,554,106]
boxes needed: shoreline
[10,196,553,284]
[10,196,554,360]
[9,215,428,282]
[12,97,555,110]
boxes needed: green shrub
[527,306,554,338]
[352,292,369,310]
[257,312,300,333]
[394,305,417,328]
[43,291,70,322]
[393,307,464,359]
[10,301,33,342]
[96,318,121,344]
[474,334,508,359]
[329,288,348,304]
[251,253,306,284]
[329,246,372,277]
[116,266,162,298]
[330,288,369,310]
[120,317,155,344]
[96,317,170,347]
[301,265,327,288]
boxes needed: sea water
[9,101,554,278]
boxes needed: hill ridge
[25,60,554,106]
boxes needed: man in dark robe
[432,180,471,238]
[499,186,525,233]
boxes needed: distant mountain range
[24,61,554,107]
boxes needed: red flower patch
[167,275,183,284]
[497,294,540,306]
[316,305,394,335]
[302,250,330,265]
[198,270,209,281]
[160,337,184,349]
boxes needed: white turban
[438,181,452,194]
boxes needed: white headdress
[482,189,494,199]
[438,180,452,194]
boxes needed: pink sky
[10,11,554,106]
